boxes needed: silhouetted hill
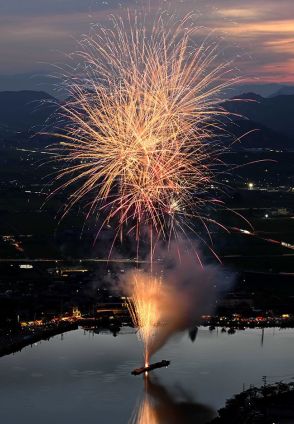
[269,86,294,97]
[0,74,62,98]
[228,83,294,98]
[2,73,293,99]
[224,93,294,139]
[0,91,57,134]
[0,90,293,151]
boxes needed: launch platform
[131,360,170,375]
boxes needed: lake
[0,326,293,424]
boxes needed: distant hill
[269,86,294,97]
[2,73,292,99]
[0,74,285,98]
[227,83,294,98]
[0,90,293,151]
[224,93,294,139]
[0,91,57,134]
[0,74,62,98]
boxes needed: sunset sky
[1,0,293,88]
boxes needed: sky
[0,0,294,90]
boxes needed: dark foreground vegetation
[211,382,294,423]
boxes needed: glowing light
[129,376,158,424]
[46,11,243,364]
[127,272,163,366]
[19,264,33,269]
[48,11,237,247]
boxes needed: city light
[248,182,254,190]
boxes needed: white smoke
[121,240,234,359]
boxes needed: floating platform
[131,360,170,376]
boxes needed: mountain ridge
[0,90,293,151]
[0,90,57,134]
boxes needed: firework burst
[48,11,238,249]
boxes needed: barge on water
[131,360,170,376]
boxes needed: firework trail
[48,11,238,251]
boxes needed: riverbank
[200,313,294,331]
[1,310,294,360]
[0,321,78,358]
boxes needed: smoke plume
[122,240,233,360]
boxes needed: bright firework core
[50,11,237,246]
[127,272,163,367]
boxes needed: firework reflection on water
[129,375,215,424]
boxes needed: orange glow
[127,272,163,366]
[217,8,261,19]
[218,18,294,84]
[131,386,158,424]
[254,59,294,83]
[227,20,294,36]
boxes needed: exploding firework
[48,10,240,365]
[48,11,238,250]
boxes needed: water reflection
[1,328,293,424]
[130,375,215,424]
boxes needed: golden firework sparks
[127,272,163,367]
[48,11,237,248]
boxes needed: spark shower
[49,10,237,366]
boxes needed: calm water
[0,327,293,424]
